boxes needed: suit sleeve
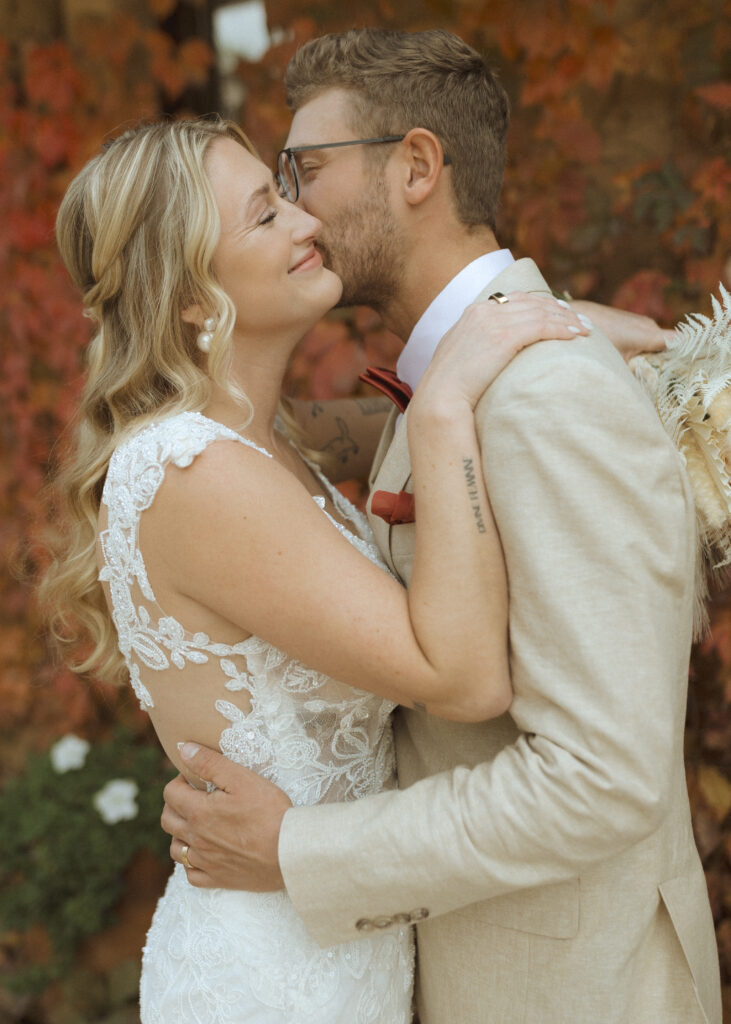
[279,340,696,948]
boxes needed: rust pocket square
[371,490,415,525]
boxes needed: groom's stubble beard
[315,175,406,314]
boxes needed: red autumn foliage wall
[0,0,729,1015]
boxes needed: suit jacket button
[373,916,393,929]
[355,918,375,932]
[409,907,429,922]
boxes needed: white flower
[50,734,90,774]
[93,779,139,824]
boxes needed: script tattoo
[412,701,427,713]
[356,397,391,416]
[320,417,360,465]
[462,457,487,534]
[310,402,325,418]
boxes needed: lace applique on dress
[99,411,272,712]
[99,410,414,1023]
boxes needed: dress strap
[174,412,274,464]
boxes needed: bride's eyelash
[260,209,277,226]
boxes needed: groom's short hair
[284,28,510,232]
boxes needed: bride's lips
[289,248,322,273]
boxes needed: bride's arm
[283,304,668,486]
[570,300,672,359]
[152,294,586,722]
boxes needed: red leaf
[310,339,368,400]
[23,42,86,114]
[611,270,672,321]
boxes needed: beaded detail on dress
[98,411,414,1023]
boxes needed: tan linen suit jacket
[279,259,722,1024]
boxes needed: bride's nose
[290,205,322,244]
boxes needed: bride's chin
[321,266,343,304]
[313,270,344,318]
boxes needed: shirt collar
[396,249,515,392]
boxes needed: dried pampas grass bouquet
[630,285,731,635]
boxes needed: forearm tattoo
[462,457,487,534]
[319,416,360,464]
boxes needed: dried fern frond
[630,284,731,636]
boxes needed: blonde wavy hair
[40,116,283,685]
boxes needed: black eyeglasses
[276,135,451,203]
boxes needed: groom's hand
[161,742,292,891]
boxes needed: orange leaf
[146,0,178,18]
[698,764,731,823]
[691,158,731,207]
[179,38,215,85]
[695,82,731,112]
[335,479,366,510]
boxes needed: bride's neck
[201,334,289,449]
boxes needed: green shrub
[0,730,174,994]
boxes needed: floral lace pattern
[99,411,414,1023]
[140,867,414,1024]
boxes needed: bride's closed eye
[259,208,278,226]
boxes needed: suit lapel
[368,408,398,489]
[367,409,413,580]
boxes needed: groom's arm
[276,338,694,944]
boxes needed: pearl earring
[197,317,216,353]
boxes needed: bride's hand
[416,292,590,411]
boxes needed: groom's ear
[399,128,447,207]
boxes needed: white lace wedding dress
[98,411,414,1023]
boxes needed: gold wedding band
[180,844,192,870]
[487,292,509,304]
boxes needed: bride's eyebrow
[245,183,272,215]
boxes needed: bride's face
[205,137,342,341]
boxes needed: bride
[44,116,593,1022]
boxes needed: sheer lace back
[99,411,397,807]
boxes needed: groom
[163,28,721,1023]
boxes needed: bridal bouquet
[631,284,731,634]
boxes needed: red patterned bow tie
[371,489,416,525]
[359,366,413,414]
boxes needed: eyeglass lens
[277,152,297,202]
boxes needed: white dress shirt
[396,249,515,392]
